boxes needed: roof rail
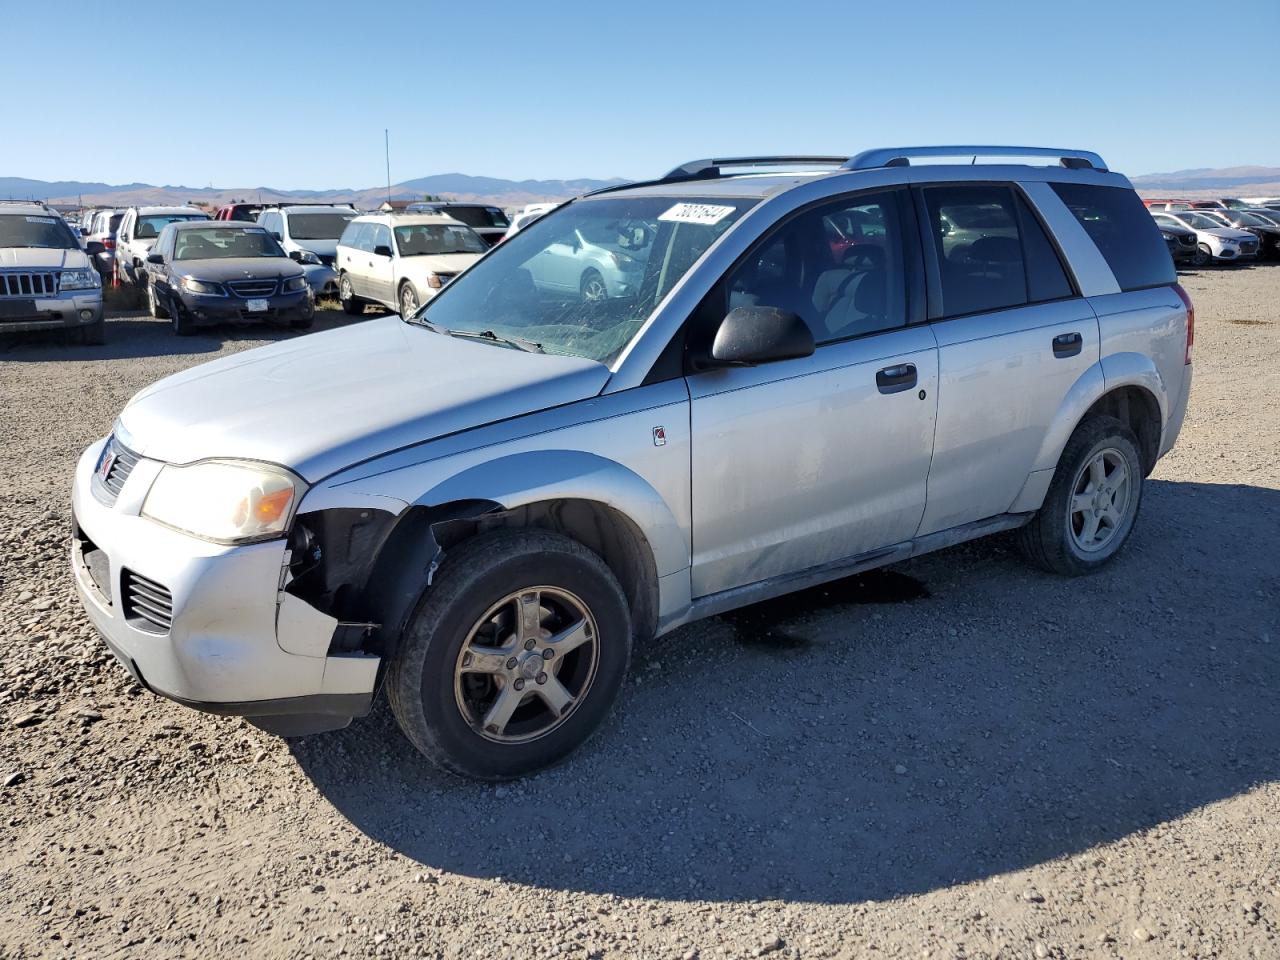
[0,198,49,207]
[845,146,1107,172]
[662,156,850,182]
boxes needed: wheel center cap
[518,654,543,680]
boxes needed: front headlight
[283,274,308,292]
[296,251,321,265]
[181,277,226,296]
[141,460,307,544]
[60,268,100,291]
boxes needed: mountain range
[0,173,626,210]
[4,165,1279,210]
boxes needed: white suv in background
[336,213,488,316]
[115,206,209,288]
[256,205,358,268]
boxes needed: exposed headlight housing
[284,274,308,292]
[181,277,227,296]
[295,250,322,265]
[141,460,307,544]
[60,268,101,291]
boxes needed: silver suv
[1,201,105,344]
[70,147,1192,780]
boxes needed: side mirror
[146,253,164,265]
[271,231,282,241]
[288,250,302,261]
[710,306,815,366]
[373,244,393,258]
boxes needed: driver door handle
[876,363,917,394]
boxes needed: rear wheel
[339,273,363,315]
[388,530,632,781]
[1017,415,1143,576]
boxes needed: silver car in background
[71,147,1192,780]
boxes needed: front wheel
[1017,415,1144,576]
[580,269,607,303]
[387,530,632,781]
[399,281,420,317]
[146,279,169,319]
[339,274,363,315]
[1193,243,1212,267]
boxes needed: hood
[399,253,482,278]
[0,246,91,269]
[1201,228,1253,241]
[172,256,303,283]
[294,238,339,257]
[119,315,609,481]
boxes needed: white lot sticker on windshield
[26,216,56,224]
[657,203,736,226]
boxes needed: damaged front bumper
[70,436,381,735]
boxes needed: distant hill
[1130,166,1280,198]
[0,173,627,210]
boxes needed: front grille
[1240,240,1258,254]
[1178,234,1197,247]
[122,570,173,634]
[228,279,277,298]
[0,271,59,297]
[101,442,140,498]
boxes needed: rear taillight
[1173,283,1194,364]
[102,238,115,249]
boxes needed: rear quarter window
[1051,183,1176,291]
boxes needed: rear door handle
[1052,332,1083,358]
[876,363,917,394]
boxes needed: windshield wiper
[402,314,447,334]
[446,328,544,353]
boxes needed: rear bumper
[70,437,377,733]
[0,293,103,334]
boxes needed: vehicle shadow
[292,478,1280,904]
[0,308,370,360]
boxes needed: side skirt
[658,512,1032,635]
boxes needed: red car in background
[213,203,264,222]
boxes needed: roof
[134,205,205,215]
[277,205,357,214]
[0,201,52,216]
[352,212,463,226]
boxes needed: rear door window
[1050,182,1176,291]
[922,185,1027,317]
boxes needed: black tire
[171,300,196,337]
[580,269,607,303]
[339,273,363,315]
[387,530,632,781]
[398,281,420,317]
[1017,415,1144,577]
[145,279,170,319]
[1193,244,1212,267]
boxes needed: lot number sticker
[657,203,736,226]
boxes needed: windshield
[1180,213,1222,230]
[135,213,207,239]
[1233,212,1268,226]
[1249,210,1280,225]
[1220,198,1248,209]
[288,212,357,240]
[0,214,79,249]
[394,223,487,255]
[174,226,285,260]
[417,195,756,365]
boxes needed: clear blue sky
[5,0,1277,189]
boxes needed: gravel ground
[1,269,1277,960]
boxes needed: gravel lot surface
[1,269,1278,960]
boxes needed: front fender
[418,449,689,578]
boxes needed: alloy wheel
[453,587,600,744]
[1067,447,1130,553]
[400,284,419,316]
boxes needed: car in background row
[1197,209,1280,259]
[83,209,125,277]
[1156,219,1200,265]
[142,221,314,335]
[503,203,558,240]
[523,214,654,302]
[115,206,210,289]
[404,202,510,246]
[0,201,104,344]
[336,213,487,316]
[1152,211,1258,263]
[257,204,357,267]
[214,203,264,222]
